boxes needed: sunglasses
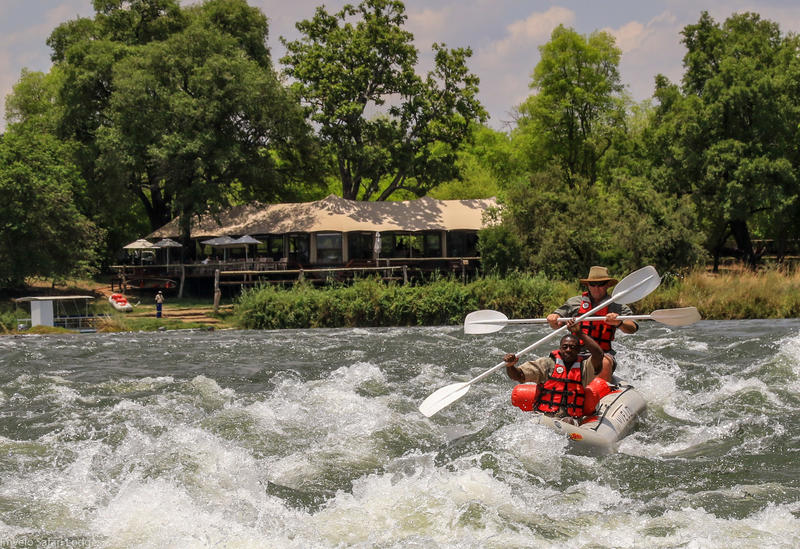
[560,343,579,350]
[587,281,608,287]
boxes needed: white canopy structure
[149,195,497,238]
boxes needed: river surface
[0,320,798,548]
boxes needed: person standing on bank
[545,266,638,382]
[155,290,164,318]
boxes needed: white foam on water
[308,465,538,547]
[485,420,567,482]
[84,419,306,547]
[625,504,800,548]
[777,331,800,394]
[242,362,395,489]
[2,325,799,548]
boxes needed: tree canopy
[515,25,627,187]
[0,127,102,286]
[647,12,800,268]
[4,4,800,284]
[45,0,320,247]
[281,0,486,201]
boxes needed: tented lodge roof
[148,195,498,239]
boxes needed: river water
[0,320,798,548]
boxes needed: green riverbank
[3,267,799,333]
[235,267,800,330]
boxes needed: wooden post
[298,268,304,282]
[402,264,408,284]
[213,269,221,313]
[178,265,186,298]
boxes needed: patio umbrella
[123,239,157,249]
[154,238,183,266]
[123,239,157,264]
[201,236,239,261]
[373,232,381,260]
[233,235,262,261]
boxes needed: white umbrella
[123,239,157,249]
[373,232,382,260]
[123,239,157,265]
[234,235,261,261]
[201,236,239,261]
[154,238,183,266]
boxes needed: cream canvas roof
[148,195,498,239]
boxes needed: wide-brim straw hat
[580,266,618,285]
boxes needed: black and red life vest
[533,350,587,418]
[511,376,611,418]
[578,292,617,351]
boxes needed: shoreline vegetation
[2,266,798,334]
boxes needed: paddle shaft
[463,274,656,386]
[470,314,653,326]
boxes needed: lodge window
[348,232,374,261]
[423,233,442,257]
[447,231,478,257]
[257,236,284,260]
[287,234,310,264]
[316,233,342,264]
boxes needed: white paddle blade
[418,382,471,417]
[464,310,509,334]
[612,265,661,304]
[650,307,701,326]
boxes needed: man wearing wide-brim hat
[546,266,639,381]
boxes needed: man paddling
[503,319,607,421]
[546,266,638,381]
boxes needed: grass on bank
[4,266,799,333]
[0,288,233,334]
[639,267,800,319]
[234,266,800,330]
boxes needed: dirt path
[128,306,228,325]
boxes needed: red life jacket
[578,292,617,351]
[534,350,587,417]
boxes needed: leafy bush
[234,274,569,329]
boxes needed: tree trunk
[730,219,757,268]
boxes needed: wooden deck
[111,257,480,297]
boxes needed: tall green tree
[46,0,319,249]
[649,12,800,268]
[0,128,102,286]
[516,25,627,187]
[281,0,486,201]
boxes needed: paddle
[464,307,701,334]
[419,265,661,417]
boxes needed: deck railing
[111,257,480,296]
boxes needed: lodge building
[115,195,497,294]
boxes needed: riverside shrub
[235,274,569,329]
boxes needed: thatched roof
[148,195,498,239]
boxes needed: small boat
[513,378,646,455]
[128,278,177,290]
[108,293,133,312]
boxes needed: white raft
[108,294,133,312]
[528,380,646,454]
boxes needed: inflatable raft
[514,379,646,455]
[109,294,133,312]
